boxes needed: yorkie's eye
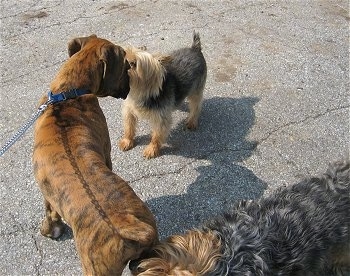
[129,61,136,68]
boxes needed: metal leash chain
[0,100,52,157]
[0,89,89,157]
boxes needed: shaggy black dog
[131,160,350,276]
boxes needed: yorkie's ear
[124,48,138,70]
[67,34,97,57]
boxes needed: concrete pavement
[0,1,349,275]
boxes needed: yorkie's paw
[185,119,198,130]
[118,138,135,151]
[143,144,161,159]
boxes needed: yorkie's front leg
[118,105,137,151]
[143,132,163,159]
[144,113,171,159]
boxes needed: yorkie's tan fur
[118,32,207,158]
[134,230,222,276]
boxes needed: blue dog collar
[47,88,90,104]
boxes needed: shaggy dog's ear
[67,34,97,57]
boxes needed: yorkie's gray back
[165,31,207,106]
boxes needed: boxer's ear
[67,34,97,57]
[98,44,130,99]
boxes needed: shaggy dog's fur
[130,160,350,276]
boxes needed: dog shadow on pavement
[56,97,266,241]
[146,96,267,238]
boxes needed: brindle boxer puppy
[33,35,158,275]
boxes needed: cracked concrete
[257,104,350,144]
[0,0,349,275]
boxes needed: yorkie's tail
[192,31,202,51]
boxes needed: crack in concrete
[0,1,63,20]
[276,150,312,176]
[128,147,256,183]
[257,104,350,145]
[0,60,63,87]
[129,160,195,184]
[32,234,43,276]
[2,2,141,40]
[4,17,81,40]
[0,224,35,236]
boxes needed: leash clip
[38,103,49,112]
[47,89,89,104]
[48,91,64,103]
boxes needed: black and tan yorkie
[118,32,207,158]
[130,160,350,275]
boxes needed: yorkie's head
[125,48,171,99]
[129,230,222,276]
